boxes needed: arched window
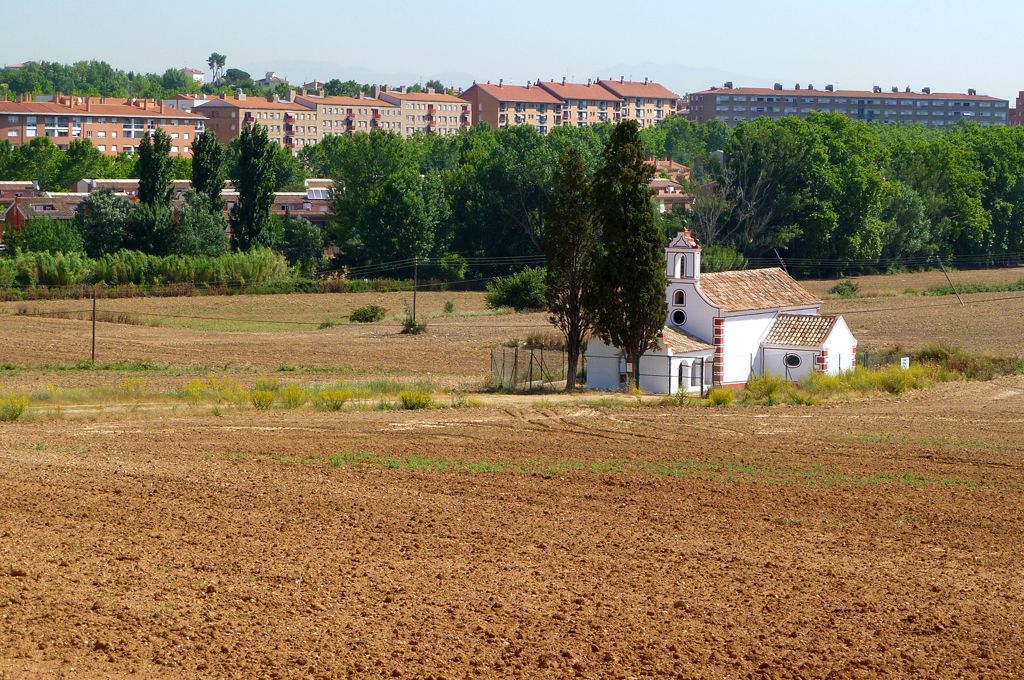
[675,254,685,279]
[671,309,687,326]
[673,290,685,306]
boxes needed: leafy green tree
[230,123,276,251]
[160,68,192,92]
[280,212,324,272]
[75,189,132,256]
[207,53,227,84]
[588,121,666,390]
[358,166,438,264]
[124,202,172,254]
[136,129,174,207]
[191,129,226,210]
[166,190,229,256]
[544,146,598,391]
[53,139,106,191]
[4,216,84,254]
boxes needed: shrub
[485,267,547,311]
[444,298,456,315]
[250,389,275,411]
[398,389,433,410]
[829,279,860,298]
[707,388,735,406]
[0,392,29,421]
[349,304,387,323]
[254,377,280,393]
[401,310,427,335]
[278,384,309,409]
[744,374,793,405]
[438,252,468,281]
[313,388,353,411]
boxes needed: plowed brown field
[2,376,1023,678]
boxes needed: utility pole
[934,256,964,306]
[91,286,97,363]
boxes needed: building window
[673,290,685,306]
[671,309,687,326]
[6,130,18,137]
[784,354,802,368]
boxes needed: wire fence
[489,346,585,393]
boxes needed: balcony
[372,111,381,120]
[284,114,296,123]
[283,135,295,148]
[346,110,355,121]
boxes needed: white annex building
[586,230,858,395]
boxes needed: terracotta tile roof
[0,99,206,118]
[199,98,315,111]
[297,95,396,108]
[381,90,467,103]
[598,80,680,100]
[692,87,1005,102]
[668,230,699,249]
[538,81,621,102]
[762,314,839,347]
[11,195,84,219]
[657,326,713,354]
[698,268,820,312]
[464,83,562,105]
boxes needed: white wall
[666,280,717,343]
[823,316,857,375]
[761,347,817,382]
[585,337,621,391]
[720,312,776,384]
[585,337,713,395]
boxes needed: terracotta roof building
[697,268,821,313]
[460,82,563,135]
[378,88,472,136]
[199,92,317,150]
[538,79,620,127]
[762,314,840,347]
[689,83,1010,127]
[596,78,682,127]
[295,93,401,136]
[1011,91,1024,127]
[0,95,207,156]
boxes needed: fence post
[91,285,97,363]
[540,346,545,390]
[513,347,519,391]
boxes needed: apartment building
[537,79,620,126]
[688,83,1010,127]
[1010,91,1024,126]
[199,92,318,150]
[459,82,564,135]
[596,78,681,128]
[294,93,401,136]
[378,88,472,136]
[0,94,207,156]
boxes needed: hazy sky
[2,0,1020,99]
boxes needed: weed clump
[349,304,387,323]
[250,389,275,411]
[828,279,860,298]
[444,299,455,315]
[0,391,29,421]
[313,388,353,411]
[707,387,735,406]
[278,384,309,409]
[398,389,434,410]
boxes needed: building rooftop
[200,96,315,111]
[658,326,713,354]
[762,313,840,347]
[597,79,681,100]
[693,86,1004,102]
[381,90,467,103]
[0,97,206,118]
[297,94,396,108]
[698,268,821,312]
[465,83,562,104]
[538,80,620,101]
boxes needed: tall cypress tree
[588,121,666,390]
[191,129,225,211]
[545,146,597,391]
[230,123,276,251]
[136,128,173,207]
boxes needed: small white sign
[900,356,911,370]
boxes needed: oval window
[784,353,802,368]
[671,310,687,326]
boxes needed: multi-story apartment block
[688,83,1010,127]
[596,78,681,128]
[0,94,206,156]
[294,93,402,136]
[461,78,680,134]
[1010,91,1024,126]
[198,92,318,150]
[377,88,472,136]
[537,79,620,127]
[459,82,564,135]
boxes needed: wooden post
[935,256,964,306]
[91,286,97,363]
[412,257,419,321]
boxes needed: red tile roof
[199,98,315,111]
[698,268,821,312]
[296,94,396,108]
[762,314,840,347]
[381,90,467,103]
[598,80,680,100]
[0,99,205,118]
[537,81,620,102]
[692,87,1004,102]
[463,83,562,105]
[658,326,713,354]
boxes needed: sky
[2,0,1021,99]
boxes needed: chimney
[808,84,814,90]
[370,84,380,98]
[922,87,931,95]
[872,86,882,93]
[968,88,977,96]
[498,79,503,88]
[891,87,899,93]
[774,83,783,91]
[619,76,624,83]
[236,88,246,101]
[905,86,911,93]
[795,84,801,90]
[219,92,226,100]
[561,77,566,85]
[724,81,733,89]
[825,84,834,92]
[644,77,649,85]
[86,97,93,113]
[427,87,435,94]
[587,78,592,86]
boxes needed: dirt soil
[2,376,1023,678]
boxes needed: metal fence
[489,347,584,392]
